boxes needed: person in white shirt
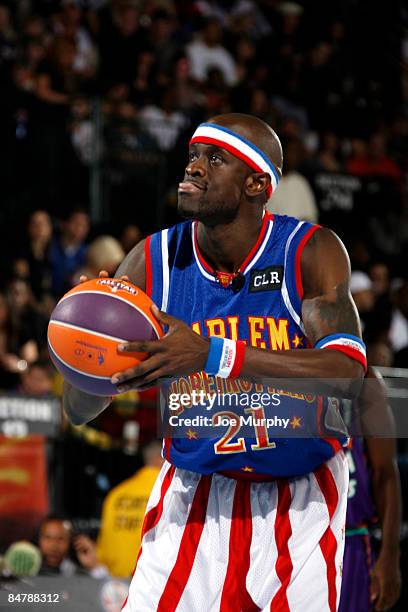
[186,18,237,86]
[266,138,318,222]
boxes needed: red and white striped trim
[316,335,367,371]
[192,213,274,283]
[190,123,280,197]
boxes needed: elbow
[327,353,365,398]
[344,361,365,399]
[64,404,87,426]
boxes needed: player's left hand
[111,305,210,392]
[73,534,100,570]
[370,552,401,610]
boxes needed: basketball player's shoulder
[115,220,193,289]
[301,225,350,267]
[300,224,351,294]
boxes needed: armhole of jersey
[146,229,170,312]
[295,224,321,300]
[161,228,170,312]
[282,222,321,331]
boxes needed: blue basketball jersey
[146,212,348,478]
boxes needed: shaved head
[208,113,283,175]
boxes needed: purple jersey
[345,440,375,528]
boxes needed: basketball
[47,278,163,396]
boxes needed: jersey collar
[192,212,274,284]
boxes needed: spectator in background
[38,515,108,578]
[148,9,180,79]
[35,36,81,110]
[33,36,87,206]
[98,0,149,88]
[369,262,391,299]
[74,235,125,282]
[120,224,142,254]
[97,440,163,578]
[13,210,53,307]
[54,0,98,79]
[19,360,55,397]
[0,2,17,67]
[139,86,188,151]
[170,54,203,114]
[390,279,408,357]
[6,275,48,353]
[51,208,89,297]
[349,271,381,344]
[186,18,238,86]
[366,341,393,368]
[266,137,318,222]
[350,271,375,325]
[0,292,38,389]
[347,132,403,187]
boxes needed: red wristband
[229,340,246,378]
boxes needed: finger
[120,274,130,281]
[116,367,168,392]
[376,583,399,611]
[151,304,178,326]
[370,575,380,604]
[118,340,162,354]
[79,275,89,283]
[98,270,109,278]
[112,355,163,385]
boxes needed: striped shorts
[122,452,348,612]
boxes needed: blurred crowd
[0,0,407,380]
[0,0,408,582]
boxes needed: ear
[245,173,271,198]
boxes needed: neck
[197,208,264,273]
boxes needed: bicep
[115,239,146,291]
[300,228,361,346]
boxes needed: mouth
[178,181,207,194]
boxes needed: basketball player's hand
[111,305,210,391]
[370,553,401,610]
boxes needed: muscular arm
[362,368,401,610]
[241,228,364,385]
[63,240,146,425]
[113,228,365,394]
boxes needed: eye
[188,151,198,162]
[209,153,223,165]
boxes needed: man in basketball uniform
[339,367,401,612]
[64,114,366,610]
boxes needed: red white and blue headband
[189,122,280,198]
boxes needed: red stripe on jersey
[238,213,272,273]
[294,225,320,299]
[144,235,152,298]
[164,437,171,462]
[270,480,293,611]
[190,136,273,197]
[142,464,175,537]
[314,463,339,612]
[194,213,273,278]
[193,222,213,274]
[220,481,260,612]
[126,464,175,608]
[157,475,212,612]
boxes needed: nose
[185,155,206,178]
